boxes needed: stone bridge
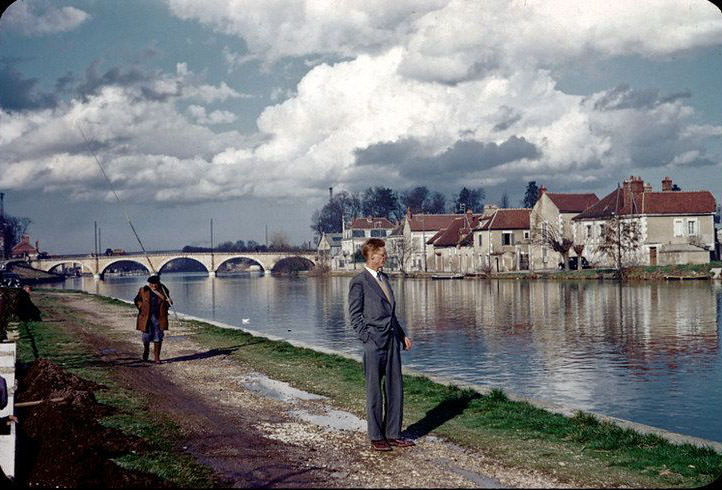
[28,251,318,279]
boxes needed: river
[48,273,722,443]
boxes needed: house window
[674,219,683,237]
[599,224,605,237]
[478,234,483,246]
[541,222,547,241]
[370,229,386,237]
[502,232,513,246]
[586,224,592,239]
[523,230,530,240]
[687,219,697,236]
[352,230,365,238]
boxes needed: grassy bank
[494,261,722,281]
[12,294,214,488]
[183,319,722,487]
[18,290,722,487]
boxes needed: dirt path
[43,292,570,488]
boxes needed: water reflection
[51,274,721,442]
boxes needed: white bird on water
[242,318,250,324]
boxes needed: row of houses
[317,176,719,274]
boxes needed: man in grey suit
[349,238,415,451]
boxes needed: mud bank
[14,358,172,488]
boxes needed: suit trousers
[362,334,403,441]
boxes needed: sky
[0,0,721,254]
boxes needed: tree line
[182,231,313,253]
[1,213,31,259]
[311,186,488,235]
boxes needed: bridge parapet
[31,251,318,278]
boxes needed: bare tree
[386,235,416,276]
[530,211,573,269]
[596,216,641,278]
[572,244,585,270]
[268,231,291,251]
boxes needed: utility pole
[98,226,101,255]
[94,220,99,276]
[420,215,427,272]
[210,218,214,274]
[614,182,622,279]
[265,224,268,248]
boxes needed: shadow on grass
[162,346,241,364]
[403,389,483,439]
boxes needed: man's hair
[362,238,386,260]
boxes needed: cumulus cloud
[1,1,720,207]
[166,0,722,77]
[186,104,237,124]
[2,1,90,36]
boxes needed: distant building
[529,187,599,270]
[339,217,396,269]
[402,210,461,272]
[10,234,39,259]
[425,209,482,273]
[474,208,532,272]
[573,176,716,266]
[316,232,343,268]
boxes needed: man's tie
[376,271,393,304]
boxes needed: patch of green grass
[15,308,213,488]
[179,314,722,488]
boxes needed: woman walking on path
[134,275,172,364]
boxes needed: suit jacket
[349,269,406,348]
[134,285,170,332]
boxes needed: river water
[50,273,722,443]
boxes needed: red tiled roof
[574,189,716,220]
[408,213,461,232]
[349,217,395,229]
[430,215,481,247]
[545,193,599,213]
[479,209,531,230]
[11,235,38,255]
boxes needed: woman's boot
[142,342,150,361]
[153,341,162,364]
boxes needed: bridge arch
[269,256,316,273]
[215,255,269,273]
[157,256,210,274]
[100,259,151,276]
[47,260,93,275]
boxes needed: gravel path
[48,292,571,488]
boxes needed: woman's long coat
[134,285,170,332]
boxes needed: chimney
[537,185,547,200]
[35,240,39,252]
[630,176,644,194]
[406,207,412,220]
[482,203,498,217]
[643,182,652,193]
[662,176,673,192]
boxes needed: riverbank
[330,261,722,281]
[10,290,722,487]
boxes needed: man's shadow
[403,389,482,439]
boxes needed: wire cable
[75,121,180,322]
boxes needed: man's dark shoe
[371,439,392,451]
[388,438,415,447]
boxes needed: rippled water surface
[54,273,722,442]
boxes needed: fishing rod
[74,121,180,322]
